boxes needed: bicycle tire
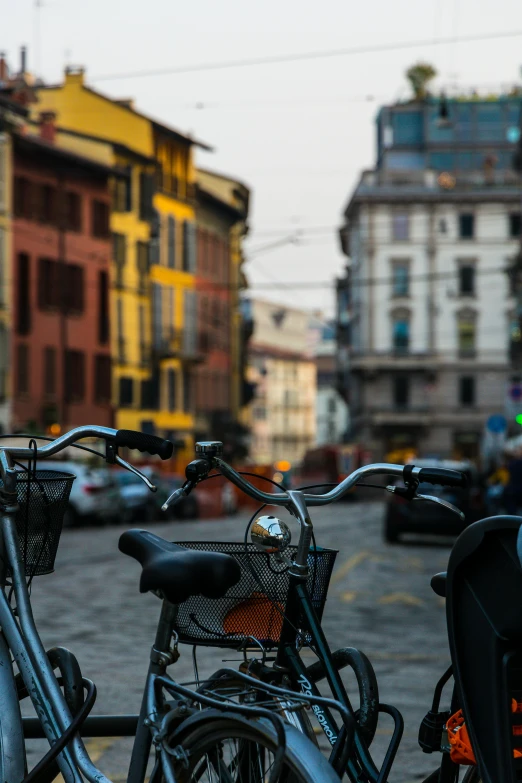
[159,710,342,783]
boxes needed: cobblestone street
[24,501,457,782]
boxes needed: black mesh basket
[1,470,75,577]
[172,542,338,649]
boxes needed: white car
[38,461,126,527]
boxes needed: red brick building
[194,186,237,441]
[12,124,113,431]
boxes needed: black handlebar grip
[414,467,467,488]
[115,430,173,460]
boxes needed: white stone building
[245,299,316,466]
[338,95,522,461]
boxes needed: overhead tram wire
[92,29,522,82]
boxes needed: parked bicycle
[0,427,342,783]
[161,441,477,783]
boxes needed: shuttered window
[167,216,176,268]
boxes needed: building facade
[11,122,113,431]
[31,67,203,462]
[193,171,250,456]
[246,299,316,466]
[0,96,24,433]
[313,321,349,445]
[338,94,522,460]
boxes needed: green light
[516,414,522,425]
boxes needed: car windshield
[114,473,143,486]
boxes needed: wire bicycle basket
[1,470,75,577]
[171,542,338,649]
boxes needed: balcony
[152,329,202,363]
[349,351,436,372]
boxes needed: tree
[406,63,437,101]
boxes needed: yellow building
[34,68,205,462]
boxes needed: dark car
[384,460,486,544]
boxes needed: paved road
[23,502,456,782]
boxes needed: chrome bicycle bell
[251,515,291,554]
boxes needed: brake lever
[162,480,196,511]
[413,493,465,521]
[115,455,157,492]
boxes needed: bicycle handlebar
[213,459,467,508]
[0,426,174,461]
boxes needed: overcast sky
[3,0,522,315]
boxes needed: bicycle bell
[251,515,291,554]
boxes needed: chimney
[20,46,27,75]
[39,111,56,143]
[0,52,8,83]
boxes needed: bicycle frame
[270,570,396,783]
[0,452,192,783]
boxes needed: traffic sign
[487,414,507,433]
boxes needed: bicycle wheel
[161,710,342,783]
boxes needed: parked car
[39,461,126,527]
[384,459,486,544]
[114,470,159,523]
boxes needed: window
[117,298,125,360]
[182,368,192,412]
[183,221,197,272]
[119,377,134,408]
[392,262,409,296]
[141,374,159,410]
[64,264,84,314]
[112,233,126,266]
[139,173,155,221]
[392,213,409,241]
[16,344,29,395]
[43,347,56,396]
[137,241,149,272]
[459,214,474,239]
[38,258,60,310]
[40,185,57,225]
[393,376,409,409]
[94,355,111,403]
[254,406,267,420]
[112,168,132,212]
[510,213,521,238]
[91,200,110,238]
[458,264,475,296]
[457,312,476,357]
[66,191,82,232]
[98,271,109,345]
[64,350,85,402]
[17,253,31,335]
[38,260,84,313]
[167,216,176,269]
[392,317,409,354]
[459,376,475,407]
[167,368,176,412]
[13,177,31,219]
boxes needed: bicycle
[0,426,344,783]
[161,441,473,783]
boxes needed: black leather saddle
[119,529,241,605]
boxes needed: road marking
[340,590,357,602]
[378,592,424,606]
[331,551,371,585]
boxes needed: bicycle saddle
[119,529,241,605]
[431,571,447,597]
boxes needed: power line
[92,29,522,82]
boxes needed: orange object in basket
[447,700,522,765]
[223,592,284,641]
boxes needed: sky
[2,0,522,316]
